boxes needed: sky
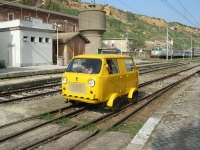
[82,0,200,28]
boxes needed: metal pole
[171,48,172,60]
[36,5,37,18]
[191,36,192,59]
[166,28,168,61]
[57,26,58,66]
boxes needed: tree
[128,39,146,52]
[128,39,146,57]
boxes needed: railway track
[0,62,181,81]
[0,63,198,104]
[0,63,198,105]
[0,83,61,104]
[0,65,199,150]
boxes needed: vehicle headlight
[88,79,95,87]
[61,77,67,84]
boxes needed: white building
[102,38,132,52]
[0,18,54,67]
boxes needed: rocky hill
[62,0,200,34]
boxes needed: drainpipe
[71,40,74,58]
[46,13,50,23]
[78,39,81,55]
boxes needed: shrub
[0,62,5,69]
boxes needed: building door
[8,44,15,66]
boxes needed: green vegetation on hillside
[60,8,79,16]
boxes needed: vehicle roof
[73,54,133,59]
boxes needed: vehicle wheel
[128,91,138,104]
[112,97,121,111]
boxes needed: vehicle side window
[125,59,134,72]
[66,58,102,74]
[106,59,119,74]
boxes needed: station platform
[126,73,200,150]
[0,65,67,76]
[0,65,67,91]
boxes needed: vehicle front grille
[68,82,86,94]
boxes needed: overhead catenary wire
[161,0,198,28]
[177,0,200,28]
[117,0,142,15]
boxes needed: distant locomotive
[151,47,200,58]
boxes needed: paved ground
[126,73,200,150]
[0,65,67,74]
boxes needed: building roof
[74,54,132,59]
[103,38,134,40]
[52,32,90,43]
[0,0,78,20]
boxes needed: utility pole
[166,28,168,61]
[191,36,193,59]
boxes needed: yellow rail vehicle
[61,54,139,110]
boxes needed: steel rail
[139,65,199,87]
[0,83,61,96]
[0,105,74,129]
[139,63,183,74]
[0,105,91,143]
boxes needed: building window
[46,38,50,43]
[39,37,44,43]
[103,41,108,47]
[111,40,115,47]
[31,37,36,42]
[52,20,56,30]
[73,24,76,32]
[23,36,28,42]
[8,13,14,21]
[63,21,67,30]
[24,16,29,21]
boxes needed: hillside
[15,0,200,49]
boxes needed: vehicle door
[124,58,139,93]
[105,59,122,96]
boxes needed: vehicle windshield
[66,58,102,74]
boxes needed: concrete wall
[78,9,106,54]
[0,30,20,66]
[20,30,53,66]
[102,39,130,52]
[0,19,54,67]
[82,30,103,54]
[78,10,106,31]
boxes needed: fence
[122,49,151,59]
